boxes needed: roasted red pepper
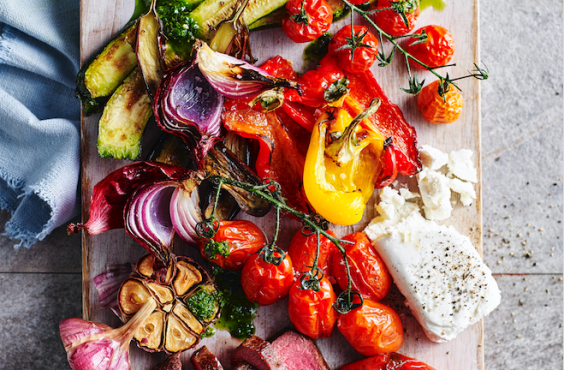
[222,106,310,213]
[292,54,420,180]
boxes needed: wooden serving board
[80,1,482,369]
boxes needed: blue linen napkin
[0,0,80,247]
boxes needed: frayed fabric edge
[0,169,55,249]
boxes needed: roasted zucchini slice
[97,67,152,160]
[77,22,139,115]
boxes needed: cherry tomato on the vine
[198,220,266,270]
[329,25,379,74]
[288,229,337,280]
[282,0,333,43]
[241,250,294,305]
[337,299,404,356]
[286,55,346,107]
[340,352,436,370]
[404,25,455,70]
[332,233,392,301]
[370,0,420,37]
[288,276,337,339]
[260,55,298,80]
[417,80,463,124]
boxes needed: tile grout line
[0,271,81,275]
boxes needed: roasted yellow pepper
[303,99,385,225]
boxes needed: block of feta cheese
[365,188,500,343]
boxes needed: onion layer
[194,40,302,99]
[153,62,224,166]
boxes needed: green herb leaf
[324,77,351,103]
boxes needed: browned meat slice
[191,346,224,370]
[233,364,257,370]
[271,331,330,370]
[231,335,287,370]
[152,353,182,370]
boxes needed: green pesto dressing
[420,0,447,11]
[302,33,332,71]
[213,270,259,340]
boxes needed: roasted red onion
[93,264,133,318]
[68,162,193,236]
[125,177,203,267]
[153,62,224,166]
[60,299,158,370]
[194,41,301,99]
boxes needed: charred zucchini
[248,7,287,30]
[248,0,347,30]
[137,7,165,99]
[97,67,152,160]
[243,0,287,25]
[77,22,139,115]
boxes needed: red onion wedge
[194,40,302,99]
[68,162,193,236]
[153,62,224,167]
[170,184,203,247]
[125,176,204,268]
[60,299,157,370]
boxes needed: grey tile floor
[0,1,562,369]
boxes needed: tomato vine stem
[343,0,489,96]
[204,175,361,313]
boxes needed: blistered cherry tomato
[282,0,333,43]
[260,56,298,80]
[198,220,266,270]
[370,0,420,37]
[340,352,436,370]
[241,250,294,305]
[288,277,337,339]
[332,233,392,301]
[286,55,346,107]
[405,25,455,70]
[288,229,337,280]
[337,299,404,356]
[329,25,379,74]
[417,80,463,124]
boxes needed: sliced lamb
[271,331,330,370]
[152,353,182,370]
[231,335,287,370]
[233,364,256,370]
[191,346,224,370]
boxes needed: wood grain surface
[80,1,482,368]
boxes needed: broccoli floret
[156,0,200,43]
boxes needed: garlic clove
[119,279,152,315]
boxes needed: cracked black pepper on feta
[364,187,501,342]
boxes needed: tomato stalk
[344,0,489,96]
[201,175,362,314]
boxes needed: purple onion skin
[154,62,224,168]
[93,264,133,318]
[124,181,179,269]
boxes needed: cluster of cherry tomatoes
[281,0,462,124]
[198,220,404,356]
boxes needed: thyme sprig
[343,0,489,96]
[202,175,361,314]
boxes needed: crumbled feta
[448,178,477,206]
[420,145,449,170]
[417,168,452,220]
[447,149,478,183]
[364,188,501,343]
